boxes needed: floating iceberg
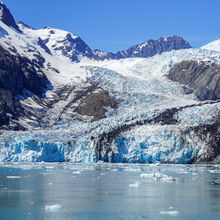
[140,172,176,182]
[45,204,62,212]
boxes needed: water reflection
[0,164,219,220]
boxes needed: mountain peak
[0,1,20,32]
[17,21,34,30]
[114,35,192,59]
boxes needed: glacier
[0,18,220,163]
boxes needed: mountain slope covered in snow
[0,2,220,163]
[201,39,220,52]
[18,22,192,62]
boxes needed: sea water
[0,163,220,220]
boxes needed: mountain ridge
[0,1,20,32]
[18,22,192,62]
[0,0,193,63]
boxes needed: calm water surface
[0,163,220,220]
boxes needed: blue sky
[3,0,220,52]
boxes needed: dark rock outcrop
[37,37,52,55]
[0,1,20,32]
[0,45,50,128]
[168,60,220,101]
[76,90,117,121]
[188,120,220,163]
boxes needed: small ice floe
[159,210,179,216]
[6,176,21,179]
[45,204,62,212]
[209,179,220,185]
[124,167,142,172]
[48,182,53,186]
[178,171,188,174]
[168,206,174,210]
[72,170,81,174]
[140,172,175,182]
[129,181,141,188]
[208,170,220,174]
[45,166,54,169]
[149,163,160,167]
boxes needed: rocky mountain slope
[0,44,50,130]
[168,60,220,101]
[0,1,219,163]
[0,1,20,32]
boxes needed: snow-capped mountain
[114,36,192,59]
[18,22,192,62]
[201,39,220,52]
[0,2,220,164]
[18,22,94,62]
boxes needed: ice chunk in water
[129,181,141,188]
[6,176,21,179]
[45,204,62,212]
[140,172,175,182]
[72,170,81,174]
[159,210,179,216]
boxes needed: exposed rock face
[187,120,220,163]
[55,34,93,62]
[37,37,52,55]
[76,90,117,121]
[168,60,220,101]
[0,89,22,129]
[0,45,50,129]
[0,1,20,32]
[0,46,48,96]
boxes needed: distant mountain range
[17,22,192,62]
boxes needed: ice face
[0,123,209,163]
